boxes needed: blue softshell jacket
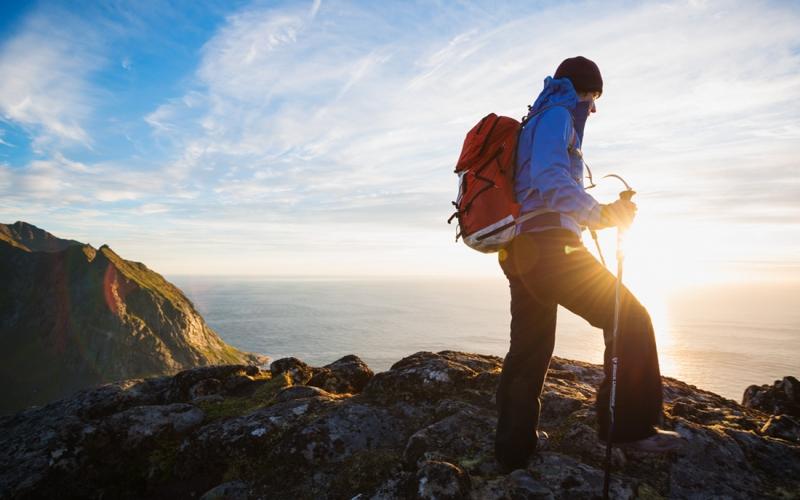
[515,77,603,237]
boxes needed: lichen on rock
[1,351,798,499]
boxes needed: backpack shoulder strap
[522,104,579,155]
[568,127,580,157]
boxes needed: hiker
[494,56,682,471]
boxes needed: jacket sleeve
[530,107,603,227]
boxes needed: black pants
[495,229,663,468]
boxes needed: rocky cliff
[1,351,797,499]
[0,221,266,414]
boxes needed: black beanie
[554,56,603,96]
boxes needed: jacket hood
[527,76,579,119]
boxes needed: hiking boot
[496,431,550,473]
[618,429,685,453]
[497,456,525,473]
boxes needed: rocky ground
[1,351,798,499]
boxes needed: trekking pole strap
[590,229,606,267]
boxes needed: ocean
[171,277,800,402]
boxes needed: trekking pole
[590,229,606,267]
[602,175,635,500]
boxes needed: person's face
[577,91,600,114]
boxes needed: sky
[0,0,798,290]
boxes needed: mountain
[0,221,267,414]
[0,352,797,499]
[0,220,83,252]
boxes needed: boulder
[362,351,498,402]
[742,376,800,417]
[270,357,313,385]
[307,354,374,394]
[166,364,262,401]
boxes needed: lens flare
[103,264,124,317]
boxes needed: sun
[584,209,727,300]
[580,208,726,375]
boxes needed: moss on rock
[195,372,293,422]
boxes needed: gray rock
[546,369,577,382]
[1,351,798,500]
[177,396,339,472]
[403,405,496,475]
[538,388,585,427]
[363,351,492,401]
[531,453,634,500]
[274,384,334,403]
[308,355,374,394]
[166,365,262,402]
[761,414,800,443]
[104,403,205,448]
[280,403,405,465]
[270,357,314,385]
[412,460,471,500]
[193,394,225,404]
[504,469,554,499]
[558,423,625,469]
[200,480,250,500]
[743,376,800,417]
[190,378,223,400]
[666,421,771,499]
[669,396,726,424]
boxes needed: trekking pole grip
[619,189,636,201]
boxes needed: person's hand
[601,198,637,228]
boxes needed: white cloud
[0,129,14,148]
[2,0,798,279]
[132,203,170,215]
[0,9,104,150]
[95,190,141,202]
[0,153,164,209]
[144,0,800,230]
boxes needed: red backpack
[447,113,526,253]
[448,107,575,253]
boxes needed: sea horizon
[171,276,800,402]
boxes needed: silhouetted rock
[1,352,798,499]
[742,376,800,417]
